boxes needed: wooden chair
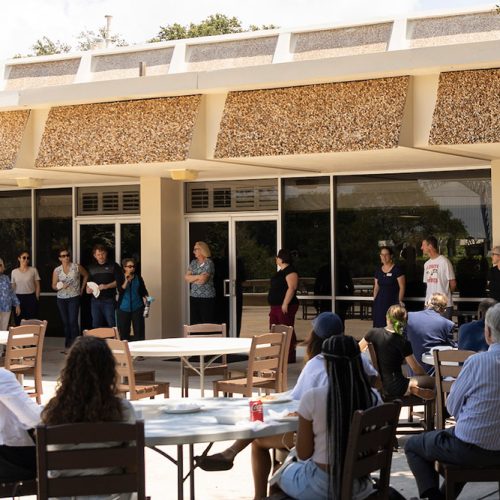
[181,323,227,397]
[84,328,155,382]
[0,479,37,498]
[213,332,285,397]
[367,342,434,432]
[106,338,169,400]
[36,421,146,500]
[4,323,45,404]
[433,349,475,430]
[342,401,402,499]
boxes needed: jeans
[90,298,116,328]
[116,307,145,341]
[57,296,80,348]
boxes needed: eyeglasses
[59,254,70,258]
[493,253,500,256]
[124,264,135,268]
[21,256,29,260]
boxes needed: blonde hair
[426,293,448,313]
[386,304,407,335]
[195,241,211,258]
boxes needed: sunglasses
[59,254,70,258]
[21,256,30,260]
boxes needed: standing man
[487,245,500,301]
[405,302,500,500]
[421,236,456,319]
[86,244,122,328]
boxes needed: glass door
[187,217,277,337]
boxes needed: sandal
[195,453,234,471]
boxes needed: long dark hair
[323,335,376,498]
[42,336,123,425]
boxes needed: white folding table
[128,337,252,397]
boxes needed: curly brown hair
[42,336,123,425]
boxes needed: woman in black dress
[360,304,434,399]
[372,246,405,327]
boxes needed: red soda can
[249,399,264,422]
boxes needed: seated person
[359,304,434,400]
[196,312,379,499]
[274,335,380,500]
[41,336,136,487]
[405,303,500,500]
[406,293,456,374]
[458,298,496,352]
[0,368,41,483]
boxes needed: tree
[149,13,278,42]
[76,26,128,51]
[30,37,71,56]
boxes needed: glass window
[0,191,32,274]
[36,189,72,293]
[335,170,491,328]
[283,177,332,327]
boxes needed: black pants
[116,307,145,341]
[190,297,216,325]
[14,293,38,325]
[0,445,36,482]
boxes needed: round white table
[0,330,8,345]
[128,337,252,397]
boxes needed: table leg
[189,444,195,500]
[177,444,184,500]
[199,356,205,397]
[180,357,185,397]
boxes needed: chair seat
[437,461,500,479]
[216,375,277,391]
[118,381,169,399]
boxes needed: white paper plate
[87,281,100,298]
[275,415,299,422]
[56,281,64,290]
[261,396,293,405]
[162,404,202,414]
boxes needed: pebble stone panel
[35,96,201,168]
[408,12,500,48]
[187,37,277,72]
[5,59,81,90]
[293,23,392,61]
[429,69,500,145]
[0,110,30,170]
[92,48,174,81]
[215,76,409,158]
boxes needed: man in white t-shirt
[421,236,456,319]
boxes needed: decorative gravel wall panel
[429,69,500,145]
[187,37,277,71]
[293,23,391,61]
[92,48,173,81]
[215,76,409,158]
[36,96,201,168]
[5,59,80,90]
[408,12,500,48]
[0,111,30,169]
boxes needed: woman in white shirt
[276,335,379,500]
[11,250,41,325]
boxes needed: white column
[491,161,500,246]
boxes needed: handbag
[269,447,298,486]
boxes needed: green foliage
[76,27,128,51]
[149,13,278,42]
[30,37,71,56]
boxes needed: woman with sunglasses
[52,248,89,350]
[11,251,41,325]
[116,258,149,341]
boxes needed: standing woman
[52,248,89,350]
[268,249,299,363]
[372,246,405,327]
[116,258,149,341]
[11,251,41,325]
[185,241,216,324]
[0,258,20,331]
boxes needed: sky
[0,0,496,60]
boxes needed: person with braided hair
[359,304,434,400]
[275,335,380,499]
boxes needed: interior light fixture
[16,177,43,188]
[169,169,199,181]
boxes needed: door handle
[223,279,231,297]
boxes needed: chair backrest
[245,332,285,387]
[83,327,120,340]
[341,401,402,499]
[4,325,43,370]
[19,319,47,383]
[36,421,146,500]
[105,338,136,395]
[270,324,294,391]
[183,323,227,338]
[433,349,476,429]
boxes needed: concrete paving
[11,336,500,500]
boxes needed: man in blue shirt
[458,298,496,352]
[406,293,456,374]
[405,303,500,500]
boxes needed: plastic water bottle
[143,296,154,318]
